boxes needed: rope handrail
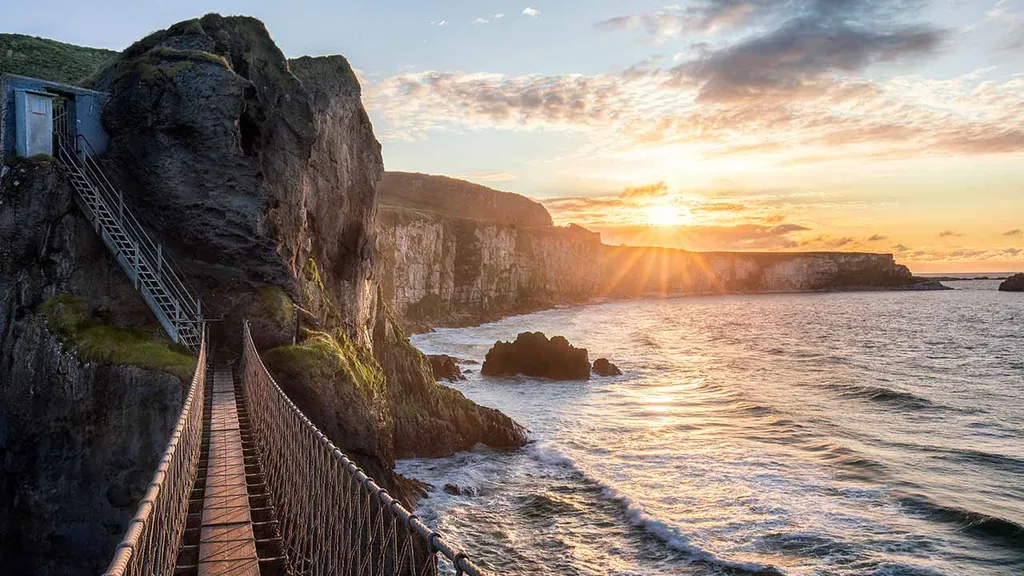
[240,320,486,576]
[102,327,207,576]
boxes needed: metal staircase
[53,122,203,351]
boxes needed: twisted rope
[240,321,486,576]
[102,328,207,576]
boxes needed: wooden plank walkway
[197,366,260,576]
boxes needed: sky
[6,1,1024,272]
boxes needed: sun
[645,203,686,227]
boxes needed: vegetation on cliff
[379,171,553,227]
[40,294,196,382]
[0,33,116,84]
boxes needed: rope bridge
[101,324,485,575]
[103,330,208,575]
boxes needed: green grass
[0,33,116,85]
[262,330,383,400]
[40,294,196,382]
[257,284,295,328]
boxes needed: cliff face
[93,15,381,347]
[377,208,601,330]
[375,174,938,330]
[0,160,184,574]
[93,16,526,502]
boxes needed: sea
[399,277,1024,576]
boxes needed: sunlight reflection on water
[401,287,1024,576]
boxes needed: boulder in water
[482,332,590,380]
[592,358,622,376]
[998,273,1024,292]
[428,354,465,382]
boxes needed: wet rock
[593,358,622,377]
[428,354,465,382]
[998,273,1024,292]
[482,332,590,380]
[443,483,477,497]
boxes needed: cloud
[893,244,911,252]
[694,202,747,213]
[896,246,1024,263]
[590,223,812,251]
[620,182,670,199]
[364,58,1024,159]
[472,13,505,24]
[1004,228,1023,237]
[429,20,448,26]
[596,1,773,37]
[938,230,964,237]
[523,7,540,17]
[867,234,888,241]
[673,19,942,103]
[452,171,518,183]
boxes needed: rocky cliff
[0,159,188,574]
[375,175,942,330]
[377,206,601,330]
[92,15,526,501]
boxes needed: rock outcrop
[375,174,947,330]
[592,358,622,377]
[91,16,527,504]
[998,274,1024,292]
[428,354,465,382]
[0,159,186,574]
[482,332,591,380]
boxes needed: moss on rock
[263,330,383,401]
[39,294,196,382]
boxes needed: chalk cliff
[376,174,942,330]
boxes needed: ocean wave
[833,384,936,410]
[599,484,785,575]
[897,494,1024,548]
[526,444,785,575]
[867,562,948,576]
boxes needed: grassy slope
[0,33,116,85]
[40,294,196,382]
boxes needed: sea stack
[482,332,591,380]
[998,274,1024,291]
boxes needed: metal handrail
[54,132,204,348]
[241,321,486,575]
[102,327,207,576]
[73,135,202,318]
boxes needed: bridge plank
[196,366,260,576]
